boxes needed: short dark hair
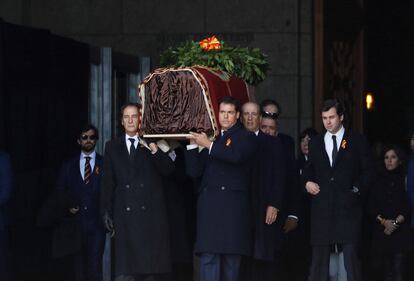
[321,99,345,117]
[79,124,99,139]
[299,127,318,140]
[120,103,140,116]
[260,99,281,115]
[218,96,241,112]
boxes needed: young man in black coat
[186,96,256,281]
[304,99,373,281]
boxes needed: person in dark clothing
[185,96,256,281]
[369,145,412,281]
[38,125,106,281]
[0,151,12,281]
[303,99,373,281]
[100,103,174,281]
[240,102,285,281]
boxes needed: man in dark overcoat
[240,102,285,281]
[54,124,106,281]
[185,96,256,281]
[100,103,174,281]
[303,99,373,281]
[0,151,12,281]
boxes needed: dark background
[365,0,414,151]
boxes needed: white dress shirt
[125,134,139,154]
[79,151,96,180]
[324,126,345,166]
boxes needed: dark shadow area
[365,0,414,150]
[0,19,89,281]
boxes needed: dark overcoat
[303,130,373,245]
[100,137,174,276]
[185,122,255,256]
[251,131,286,261]
[369,168,412,254]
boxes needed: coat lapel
[319,135,332,169]
[333,130,349,169]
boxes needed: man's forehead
[242,103,260,113]
[219,103,236,111]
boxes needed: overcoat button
[126,207,131,211]
[330,177,334,181]
[221,186,226,190]
[141,205,146,211]
[125,184,130,188]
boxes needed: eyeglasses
[80,135,97,141]
[261,111,279,119]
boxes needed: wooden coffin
[139,67,251,138]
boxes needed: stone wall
[0,0,314,144]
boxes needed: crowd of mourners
[1,97,414,281]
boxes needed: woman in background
[369,145,411,281]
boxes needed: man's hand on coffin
[148,142,158,153]
[187,132,212,149]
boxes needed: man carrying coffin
[185,96,256,281]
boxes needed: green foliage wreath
[160,38,268,85]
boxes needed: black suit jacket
[303,129,373,245]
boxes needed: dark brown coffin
[139,67,252,137]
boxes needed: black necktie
[129,138,136,161]
[84,156,91,184]
[332,135,338,166]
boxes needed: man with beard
[53,124,106,281]
[240,102,285,281]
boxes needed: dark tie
[84,156,91,184]
[332,135,338,166]
[129,138,136,161]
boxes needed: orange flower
[199,36,221,51]
[341,139,347,149]
[225,138,232,146]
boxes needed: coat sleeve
[101,141,115,215]
[210,133,255,164]
[150,149,175,176]
[184,147,208,178]
[0,153,12,207]
[263,137,285,210]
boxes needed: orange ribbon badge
[199,36,221,51]
[225,138,232,146]
[341,139,347,149]
[95,166,100,175]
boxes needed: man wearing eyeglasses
[53,124,106,281]
[100,103,174,281]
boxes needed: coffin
[139,67,252,138]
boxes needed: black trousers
[308,244,362,281]
[384,253,407,281]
